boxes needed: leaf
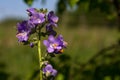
[68,0,79,7]
[24,0,34,6]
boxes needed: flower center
[37,19,41,23]
[51,43,58,49]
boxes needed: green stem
[38,40,42,80]
[37,26,43,80]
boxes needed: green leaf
[24,0,34,6]
[68,0,79,7]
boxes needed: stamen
[59,49,63,53]
[52,43,58,48]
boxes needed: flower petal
[16,32,29,42]
[27,8,36,16]
[52,69,57,77]
[43,40,49,47]
[57,35,63,41]
[47,47,54,53]
[45,64,53,71]
[56,46,62,50]
[48,35,55,42]
[48,11,59,23]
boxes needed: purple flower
[48,11,59,26]
[16,21,32,42]
[27,8,46,25]
[16,20,37,42]
[46,24,57,36]
[43,64,57,77]
[48,11,59,23]
[17,20,30,33]
[29,12,45,25]
[43,35,67,54]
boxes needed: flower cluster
[16,8,67,79]
[16,8,46,46]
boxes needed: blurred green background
[0,0,120,80]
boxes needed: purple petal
[17,20,28,33]
[43,67,46,73]
[51,15,59,23]
[48,35,55,42]
[45,64,53,69]
[27,20,35,28]
[46,24,53,31]
[30,13,45,25]
[48,11,59,23]
[52,69,57,77]
[56,46,62,50]
[39,13,45,17]
[16,32,29,42]
[51,23,58,27]
[43,64,53,73]
[43,40,50,47]
[63,41,67,47]
[47,47,54,53]
[17,20,34,35]
[49,30,57,36]
[56,35,64,46]
[57,35,63,41]
[27,8,36,16]
[46,24,57,36]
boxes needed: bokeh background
[0,0,120,80]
